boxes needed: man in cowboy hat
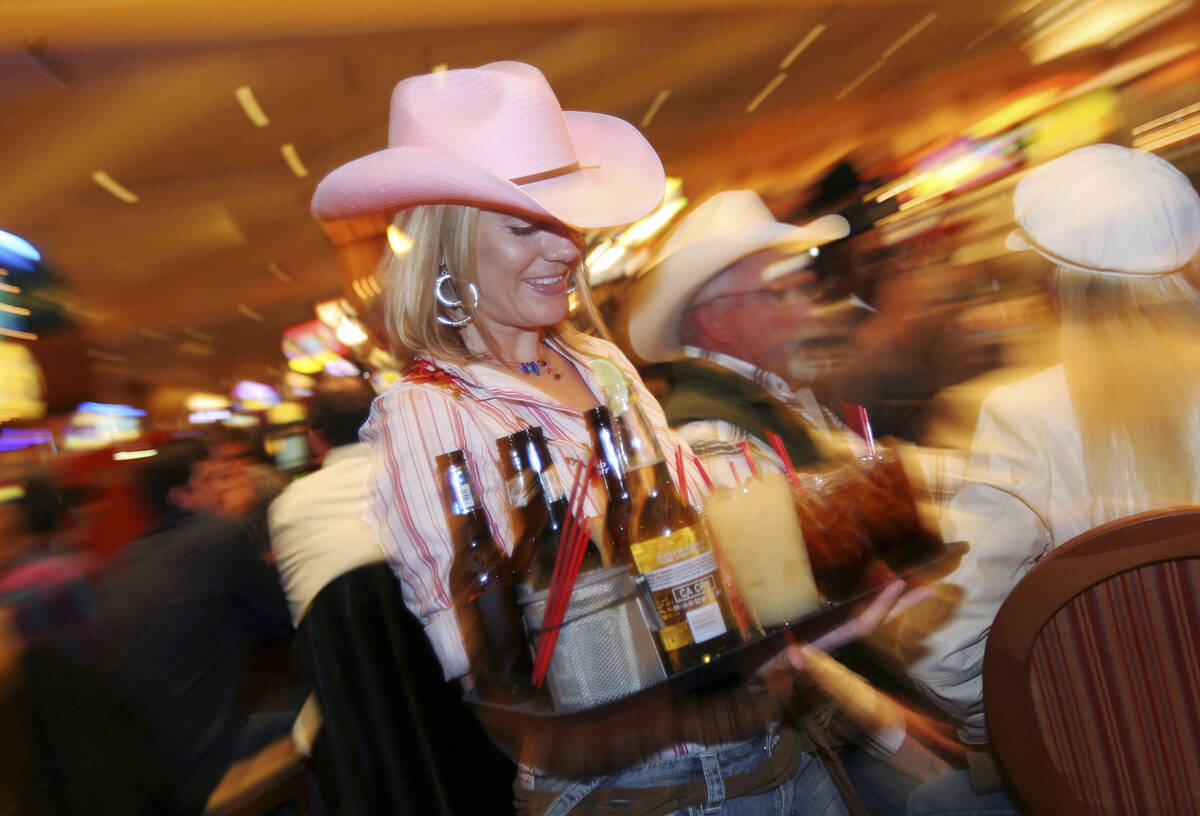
[625,190,860,469]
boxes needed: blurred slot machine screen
[267,432,310,472]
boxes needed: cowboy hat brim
[311,111,665,230]
[626,214,849,363]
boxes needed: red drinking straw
[766,429,802,493]
[533,457,597,686]
[737,441,760,477]
[728,461,740,483]
[536,516,592,683]
[690,454,715,492]
[675,445,689,506]
[841,402,877,456]
[859,406,877,457]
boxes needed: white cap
[1005,144,1200,276]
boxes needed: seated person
[270,375,385,626]
[95,439,293,809]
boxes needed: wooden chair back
[984,508,1200,816]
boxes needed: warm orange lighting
[387,224,413,255]
[280,143,309,178]
[235,85,270,127]
[238,303,265,321]
[747,72,787,113]
[640,89,671,128]
[92,170,139,203]
[780,24,825,69]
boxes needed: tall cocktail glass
[704,470,822,630]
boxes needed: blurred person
[269,375,384,626]
[626,190,863,469]
[817,227,999,442]
[884,144,1200,814]
[0,475,96,659]
[206,427,287,553]
[311,61,916,815]
[268,375,384,768]
[626,191,956,813]
[94,438,292,810]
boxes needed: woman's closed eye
[507,225,537,237]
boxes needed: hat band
[1014,229,1177,278]
[509,161,599,186]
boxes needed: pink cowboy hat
[311,61,666,230]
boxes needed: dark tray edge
[466,540,968,719]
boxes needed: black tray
[466,540,967,719]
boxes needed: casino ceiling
[1,0,1197,398]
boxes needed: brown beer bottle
[508,427,603,592]
[602,401,742,673]
[438,449,533,701]
[585,405,633,566]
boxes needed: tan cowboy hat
[311,61,665,230]
[626,190,849,363]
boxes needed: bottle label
[449,465,476,515]
[629,525,727,648]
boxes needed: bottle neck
[590,418,631,501]
[615,401,666,472]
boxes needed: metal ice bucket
[519,566,667,712]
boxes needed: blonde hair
[379,204,609,364]
[1056,262,1200,519]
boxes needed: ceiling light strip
[234,85,270,127]
[780,24,826,70]
[0,327,36,340]
[0,282,19,294]
[268,261,293,282]
[965,19,1006,51]
[640,89,671,128]
[836,60,885,101]
[880,12,938,60]
[280,143,309,178]
[747,72,788,113]
[1111,0,1193,48]
[183,327,213,342]
[92,171,139,204]
[86,348,127,363]
[0,303,31,316]
[238,303,266,321]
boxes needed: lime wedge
[589,357,630,416]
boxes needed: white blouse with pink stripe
[360,334,712,680]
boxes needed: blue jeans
[907,770,1026,816]
[839,744,923,815]
[531,730,850,816]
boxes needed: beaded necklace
[481,351,563,380]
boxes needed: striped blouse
[360,334,714,681]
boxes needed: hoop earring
[435,267,480,328]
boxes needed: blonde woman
[897,144,1200,756]
[310,62,919,816]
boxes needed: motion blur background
[1,0,1198,472]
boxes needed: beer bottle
[585,405,633,566]
[509,427,603,592]
[497,427,534,532]
[438,449,533,701]
[599,399,742,673]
